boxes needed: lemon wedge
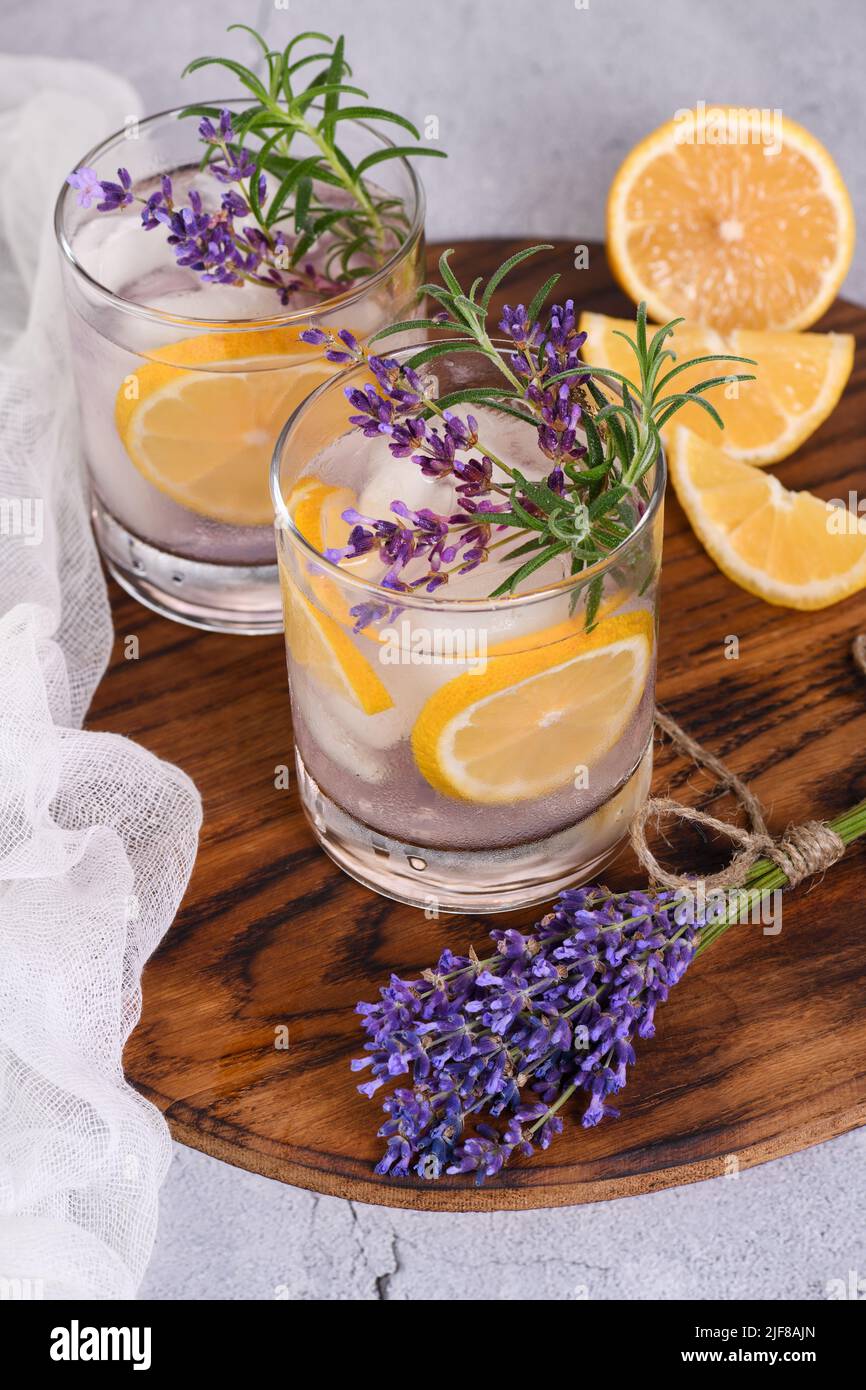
[669,428,866,608]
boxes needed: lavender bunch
[354,885,700,1182]
[301,246,755,615]
[68,25,445,306]
[354,795,866,1184]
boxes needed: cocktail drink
[271,241,754,911]
[273,344,663,912]
[54,29,440,632]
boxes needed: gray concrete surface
[139,1131,866,1300]
[7,0,865,1300]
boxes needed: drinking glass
[55,102,425,633]
[272,343,664,912]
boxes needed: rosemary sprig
[179,25,446,283]
[302,245,756,617]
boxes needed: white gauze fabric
[0,56,202,1299]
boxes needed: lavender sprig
[354,884,700,1182]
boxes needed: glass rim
[271,338,667,613]
[53,99,426,332]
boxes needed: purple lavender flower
[97,167,133,211]
[67,166,103,209]
[354,885,702,1183]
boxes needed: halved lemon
[115,331,337,526]
[669,428,866,608]
[411,611,653,803]
[579,312,854,465]
[607,108,855,333]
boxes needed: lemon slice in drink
[411,611,653,803]
[669,428,866,608]
[282,478,392,712]
[287,585,393,715]
[115,331,336,526]
[289,476,357,555]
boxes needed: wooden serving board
[91,241,866,1211]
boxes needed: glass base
[92,503,283,635]
[295,744,653,914]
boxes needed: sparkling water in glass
[55,103,425,632]
[272,345,663,912]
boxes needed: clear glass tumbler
[272,344,664,913]
[55,103,425,633]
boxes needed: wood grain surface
[88,240,866,1210]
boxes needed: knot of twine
[629,637,866,891]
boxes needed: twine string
[629,637,865,890]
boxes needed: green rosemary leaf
[286,51,343,80]
[654,353,757,395]
[323,35,346,142]
[565,460,609,486]
[635,300,648,362]
[428,391,536,424]
[176,103,224,121]
[355,146,446,177]
[226,22,272,64]
[479,243,553,312]
[437,249,463,297]
[546,363,639,394]
[594,402,640,453]
[489,542,568,597]
[654,372,756,408]
[417,282,462,308]
[234,109,285,142]
[332,106,421,139]
[611,328,639,364]
[283,30,332,61]
[511,470,563,516]
[501,536,546,562]
[259,150,341,188]
[293,175,313,233]
[638,561,659,596]
[263,153,324,227]
[509,495,549,531]
[404,341,485,370]
[655,393,726,430]
[526,273,561,326]
[581,411,604,471]
[588,484,629,521]
[644,319,683,383]
[181,55,270,104]
[332,234,371,277]
[471,511,528,527]
[294,81,368,113]
[233,26,282,98]
[368,318,464,341]
[584,574,604,631]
